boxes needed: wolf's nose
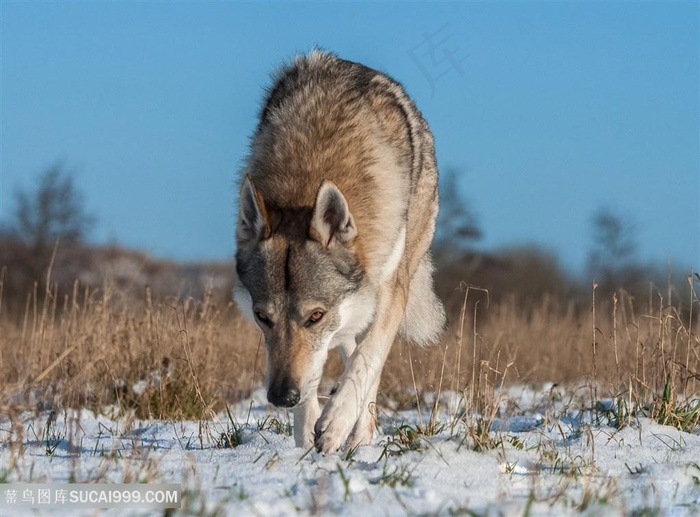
[268,387,300,408]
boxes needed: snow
[2,385,699,516]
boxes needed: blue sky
[2,1,698,275]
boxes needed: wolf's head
[233,176,375,408]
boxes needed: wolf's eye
[254,310,272,326]
[305,310,325,327]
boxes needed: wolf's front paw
[313,398,358,454]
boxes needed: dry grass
[1,268,698,427]
[0,277,260,420]
[385,280,699,427]
[386,284,699,393]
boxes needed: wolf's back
[243,50,440,286]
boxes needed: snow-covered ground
[2,385,699,516]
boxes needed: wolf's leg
[293,388,320,448]
[314,288,406,453]
[347,374,381,450]
[335,339,380,448]
[328,339,356,396]
[337,339,356,366]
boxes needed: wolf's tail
[398,253,446,347]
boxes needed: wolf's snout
[267,384,301,408]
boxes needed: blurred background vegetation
[0,164,695,317]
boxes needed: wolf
[233,50,446,453]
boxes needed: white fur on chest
[333,290,376,347]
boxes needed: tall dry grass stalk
[1,272,698,423]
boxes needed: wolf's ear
[310,180,357,248]
[237,175,271,244]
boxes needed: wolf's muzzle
[267,384,301,408]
